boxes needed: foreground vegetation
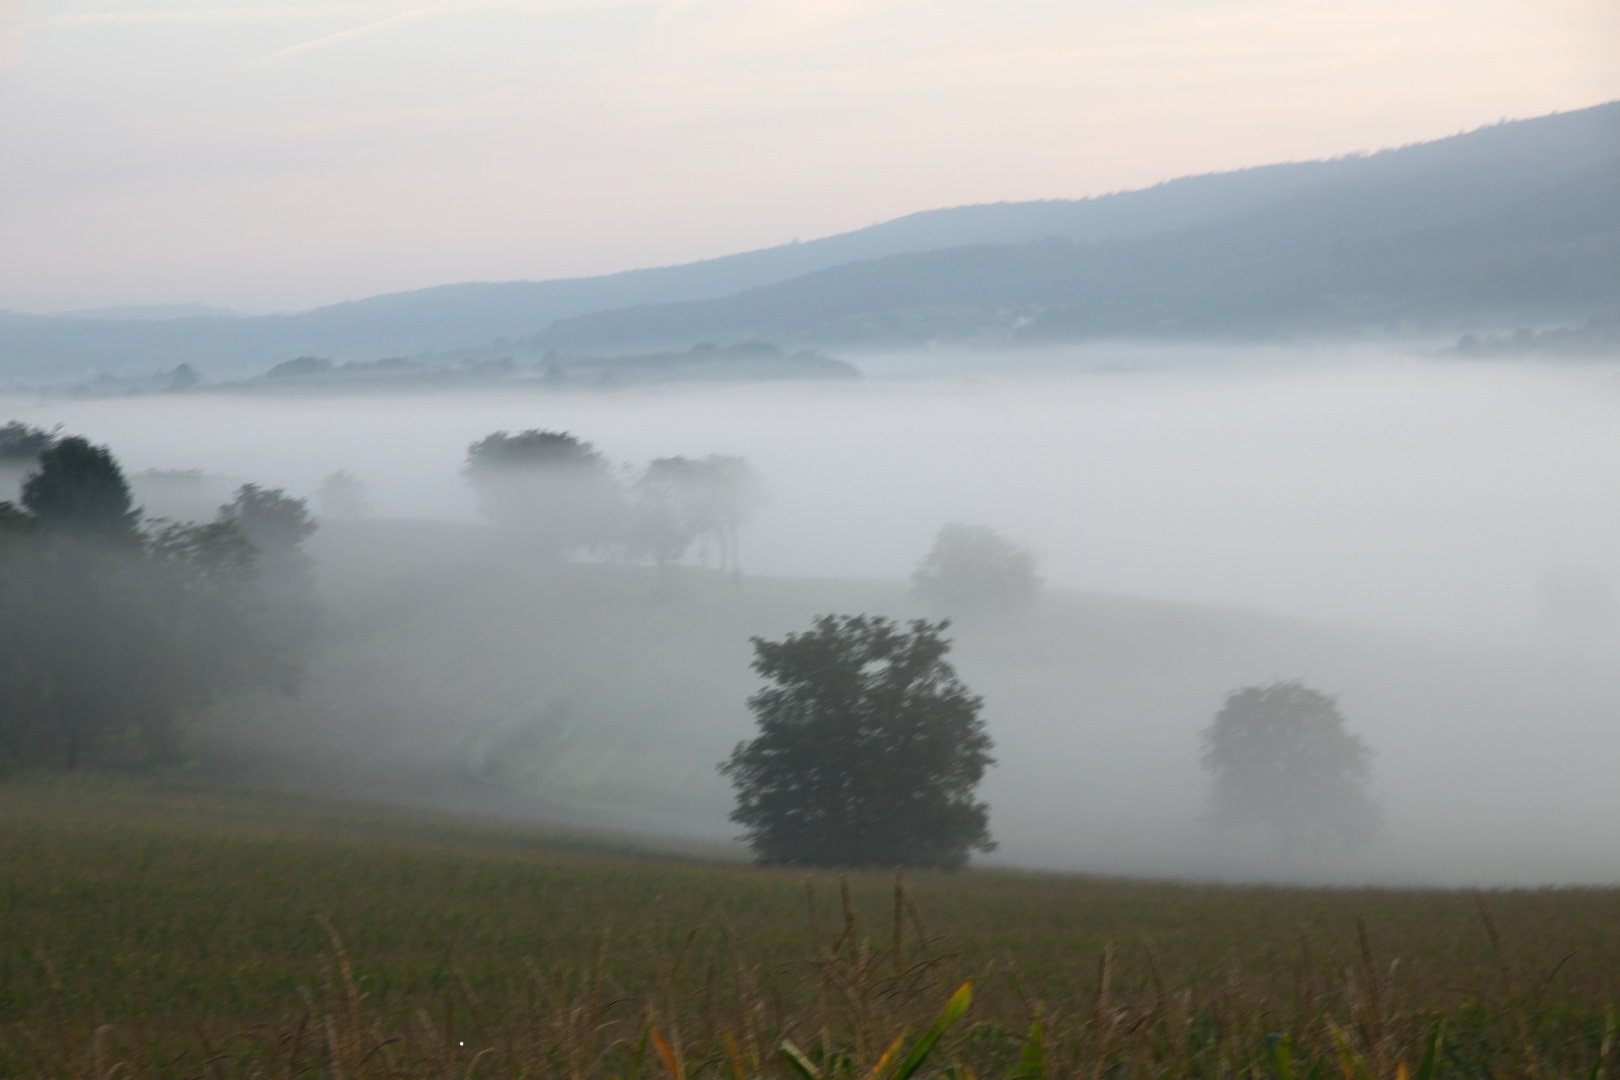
[4,777,1620,1078]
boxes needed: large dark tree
[21,436,142,544]
[721,615,996,868]
[1200,680,1381,853]
[464,430,621,555]
[0,437,314,772]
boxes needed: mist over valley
[6,345,1620,886]
[10,8,1620,1071]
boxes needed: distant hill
[1451,312,1620,358]
[538,145,1620,349]
[1,101,1615,380]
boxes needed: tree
[0,421,56,504]
[1200,680,1381,852]
[216,484,319,690]
[315,470,370,520]
[911,524,1040,613]
[21,436,142,544]
[464,430,621,555]
[627,454,761,582]
[720,615,996,868]
[0,440,302,773]
[0,421,56,466]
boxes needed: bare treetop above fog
[912,523,1041,615]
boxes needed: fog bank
[6,345,1620,886]
[8,347,1618,642]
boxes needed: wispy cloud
[247,6,440,66]
[51,0,634,26]
[51,5,402,25]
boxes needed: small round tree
[721,615,996,868]
[1200,680,1381,852]
[912,523,1040,614]
[463,430,620,556]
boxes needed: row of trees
[0,427,317,773]
[464,427,1051,609]
[464,429,761,578]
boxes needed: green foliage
[0,534,174,769]
[464,429,621,554]
[145,518,277,711]
[0,420,56,464]
[20,435,142,544]
[216,484,320,688]
[218,482,316,552]
[0,442,318,772]
[722,615,995,868]
[911,524,1040,614]
[1200,680,1381,850]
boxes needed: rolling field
[4,775,1620,1078]
[177,520,1620,885]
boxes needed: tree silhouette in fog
[721,615,995,868]
[0,434,319,772]
[22,436,143,544]
[627,454,760,582]
[1200,680,1380,853]
[912,523,1040,614]
[464,430,621,556]
[315,470,370,520]
[217,484,321,690]
[0,421,56,467]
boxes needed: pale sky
[0,0,1616,313]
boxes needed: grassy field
[4,775,1620,1078]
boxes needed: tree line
[0,425,317,773]
[0,420,1383,869]
[463,429,762,579]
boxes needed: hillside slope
[539,153,1620,349]
[2,102,1616,379]
[193,520,1620,885]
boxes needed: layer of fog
[6,343,1620,886]
[10,346,1617,643]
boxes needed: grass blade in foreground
[893,980,973,1080]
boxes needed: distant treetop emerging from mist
[1200,680,1380,854]
[912,523,1040,614]
[463,429,621,555]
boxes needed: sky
[0,0,1616,313]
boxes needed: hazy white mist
[6,347,1617,640]
[6,348,1620,886]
